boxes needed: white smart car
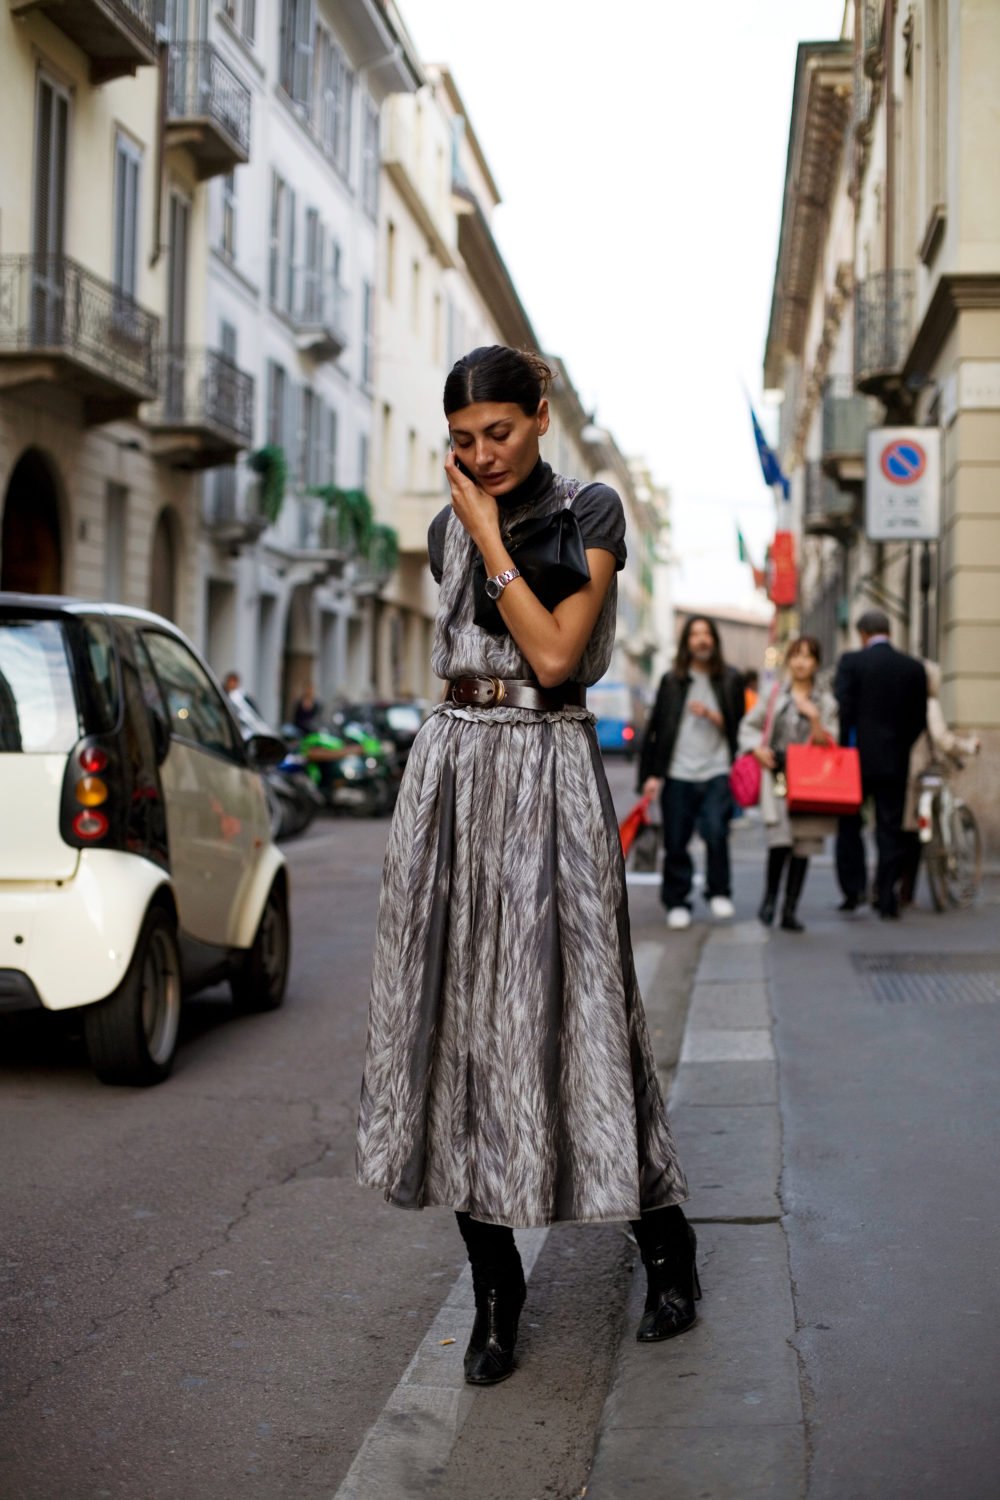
[0,595,289,1086]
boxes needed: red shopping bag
[785,743,862,816]
[619,795,652,856]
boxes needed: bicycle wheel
[945,802,982,908]
[924,803,950,913]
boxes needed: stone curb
[585,920,807,1500]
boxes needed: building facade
[0,0,257,630]
[765,0,1000,853]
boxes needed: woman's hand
[444,450,501,553]
[753,746,778,769]
[689,700,723,730]
[642,776,663,801]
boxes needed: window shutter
[285,186,297,314]
[293,0,315,107]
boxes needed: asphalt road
[0,758,700,1500]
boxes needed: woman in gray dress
[738,635,839,932]
[356,346,697,1385]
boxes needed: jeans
[661,774,732,910]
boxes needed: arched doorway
[149,507,180,620]
[1,448,63,594]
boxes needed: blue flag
[750,405,790,500]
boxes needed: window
[358,431,370,490]
[411,258,421,333]
[303,206,323,320]
[266,360,287,448]
[0,619,78,753]
[141,631,239,760]
[406,428,418,490]
[268,171,285,306]
[432,291,442,362]
[300,386,321,487]
[226,0,255,43]
[361,279,374,388]
[381,403,393,488]
[279,0,314,108]
[220,170,236,259]
[104,482,127,601]
[315,28,353,176]
[384,219,396,300]
[80,619,121,734]
[34,77,68,262]
[361,96,379,217]
[327,406,339,485]
[284,186,297,315]
[113,134,141,298]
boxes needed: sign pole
[920,540,932,658]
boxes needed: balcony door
[32,76,69,346]
[165,192,190,421]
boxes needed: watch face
[484,577,501,600]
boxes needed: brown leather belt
[447,676,586,711]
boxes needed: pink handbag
[729,685,780,809]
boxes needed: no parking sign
[865,428,941,541]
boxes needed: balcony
[821,376,875,485]
[383,106,456,268]
[396,492,447,556]
[804,460,858,538]
[0,254,158,422]
[166,44,251,181]
[861,0,885,77]
[854,270,914,396]
[292,273,350,363]
[9,0,156,82]
[204,470,268,547]
[145,347,254,469]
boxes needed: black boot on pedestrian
[631,1206,701,1343]
[781,856,809,932]
[758,847,789,926]
[456,1213,526,1386]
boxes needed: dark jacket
[834,642,927,781]
[638,664,745,787]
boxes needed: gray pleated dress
[356,462,688,1228]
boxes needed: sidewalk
[588,842,1000,1500]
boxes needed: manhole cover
[851,952,1000,1005]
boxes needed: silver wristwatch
[484,565,521,601]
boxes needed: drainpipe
[884,0,896,278]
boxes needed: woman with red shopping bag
[736,636,839,932]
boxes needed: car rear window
[589,684,632,721]
[385,705,423,734]
[0,619,81,752]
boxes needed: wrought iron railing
[0,253,158,394]
[293,271,350,353]
[150,347,254,443]
[102,0,156,51]
[167,43,251,158]
[822,376,872,458]
[805,460,857,528]
[854,270,914,389]
[205,469,267,532]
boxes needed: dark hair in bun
[443,345,553,417]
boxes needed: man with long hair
[639,615,745,929]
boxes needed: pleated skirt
[355,709,688,1228]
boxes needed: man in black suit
[835,609,928,918]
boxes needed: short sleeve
[427,504,451,584]
[571,483,627,571]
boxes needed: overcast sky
[400,0,846,612]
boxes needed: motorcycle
[263,747,325,841]
[287,721,397,818]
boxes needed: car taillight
[76,775,109,807]
[622,726,635,741]
[79,746,109,774]
[72,809,109,840]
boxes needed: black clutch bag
[473,508,591,634]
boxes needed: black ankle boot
[464,1270,527,1385]
[758,847,789,926]
[631,1207,701,1343]
[455,1212,526,1385]
[781,856,808,932]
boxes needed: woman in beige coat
[738,636,839,932]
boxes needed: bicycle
[917,760,982,910]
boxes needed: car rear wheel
[230,878,290,1013]
[84,906,182,1086]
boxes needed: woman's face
[447,399,549,496]
[787,645,817,682]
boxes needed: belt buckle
[450,676,506,706]
[489,676,506,705]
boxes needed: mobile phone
[449,441,477,485]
